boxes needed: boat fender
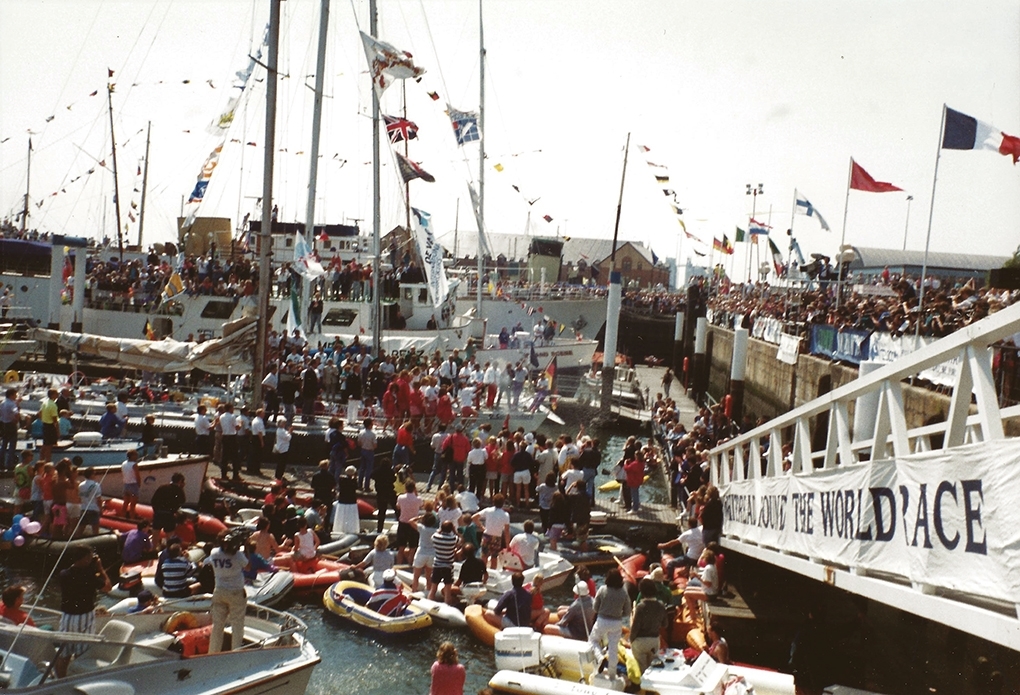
[164,611,199,634]
[3,371,18,384]
[723,394,733,419]
[171,624,213,657]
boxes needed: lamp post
[901,195,914,251]
[745,183,763,282]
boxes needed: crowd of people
[704,270,1017,339]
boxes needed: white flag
[292,232,326,279]
[360,32,425,101]
[411,208,450,309]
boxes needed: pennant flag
[749,219,771,236]
[493,163,504,172]
[427,91,441,101]
[850,159,903,193]
[143,320,155,341]
[543,214,553,223]
[768,237,785,277]
[410,208,450,309]
[292,232,327,279]
[161,271,184,302]
[448,107,480,145]
[383,114,418,143]
[794,191,831,231]
[722,235,734,255]
[735,227,746,243]
[360,31,425,99]
[395,152,436,183]
[943,107,1020,163]
[183,141,225,227]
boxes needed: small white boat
[395,550,573,602]
[0,601,319,694]
[641,650,796,695]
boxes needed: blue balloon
[1,529,15,542]
[11,515,23,529]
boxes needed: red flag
[1000,133,1020,164]
[850,159,902,192]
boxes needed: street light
[901,195,914,251]
[745,183,763,281]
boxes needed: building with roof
[847,246,1009,284]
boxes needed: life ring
[164,611,199,634]
[3,371,18,384]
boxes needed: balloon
[18,517,30,530]
[24,522,41,535]
[11,515,23,529]
[12,536,25,547]
[1,529,14,542]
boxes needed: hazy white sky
[1,0,1018,272]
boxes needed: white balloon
[24,521,42,535]
[18,517,30,530]
[12,535,25,547]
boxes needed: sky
[1,0,1019,277]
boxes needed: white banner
[722,439,1020,605]
[753,317,785,345]
[777,334,801,365]
[411,207,450,310]
[866,332,961,387]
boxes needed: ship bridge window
[200,300,237,319]
[418,288,428,304]
[323,308,358,327]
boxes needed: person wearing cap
[366,569,409,616]
[640,566,676,607]
[272,415,293,480]
[631,578,669,673]
[545,581,594,640]
[333,465,360,534]
[54,545,112,677]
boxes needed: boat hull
[323,580,432,634]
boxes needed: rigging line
[39,1,103,143]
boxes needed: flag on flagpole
[395,152,436,183]
[749,219,771,236]
[713,237,725,253]
[292,232,326,279]
[791,238,806,266]
[383,114,418,143]
[286,282,303,339]
[722,235,734,255]
[942,106,1020,163]
[448,107,480,145]
[768,237,785,277]
[529,343,540,369]
[794,191,831,231]
[359,32,425,99]
[735,227,746,243]
[850,159,903,192]
[161,271,184,303]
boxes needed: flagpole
[835,157,853,309]
[786,189,797,283]
[370,0,382,359]
[915,104,946,346]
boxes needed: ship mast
[138,121,151,247]
[476,0,485,317]
[370,0,382,358]
[21,139,31,234]
[253,0,282,409]
[107,80,125,261]
[303,0,330,309]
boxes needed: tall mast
[138,121,151,248]
[476,0,485,316]
[253,0,282,409]
[599,132,630,422]
[21,139,31,233]
[303,0,330,304]
[370,0,382,358]
[107,82,125,260]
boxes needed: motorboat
[0,599,319,694]
[641,650,795,695]
[322,580,432,634]
[395,550,573,603]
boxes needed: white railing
[707,300,1020,650]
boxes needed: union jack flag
[383,114,418,143]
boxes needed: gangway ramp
[709,301,1020,651]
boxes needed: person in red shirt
[0,585,35,626]
[395,371,412,418]
[442,425,471,489]
[624,455,645,512]
[394,421,416,471]
[382,384,399,432]
[429,642,465,695]
[436,387,455,427]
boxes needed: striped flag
[162,272,184,302]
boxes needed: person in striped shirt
[158,543,198,599]
[429,520,458,604]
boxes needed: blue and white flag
[292,232,326,279]
[791,238,806,266]
[449,106,480,145]
[794,190,831,231]
[410,208,450,309]
[749,218,771,236]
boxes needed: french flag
[942,107,1020,163]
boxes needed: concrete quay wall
[703,325,1017,441]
